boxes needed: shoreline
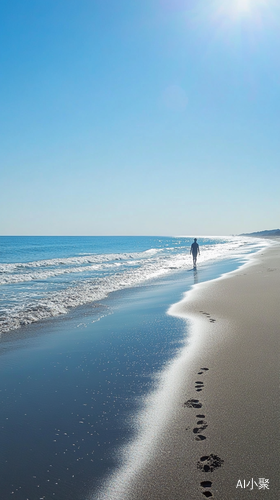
[0,235,267,338]
[1,254,246,500]
[0,252,248,353]
[0,242,277,500]
[97,242,280,500]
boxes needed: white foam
[0,237,269,335]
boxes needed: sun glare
[193,0,277,47]
[232,0,270,16]
[210,0,273,26]
[235,0,252,13]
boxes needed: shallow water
[0,252,261,500]
[0,235,266,335]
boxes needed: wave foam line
[0,249,162,273]
[0,238,269,334]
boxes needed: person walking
[190,238,200,267]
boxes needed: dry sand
[118,242,280,500]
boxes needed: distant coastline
[240,228,280,237]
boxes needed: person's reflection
[193,267,198,285]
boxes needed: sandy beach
[1,238,278,500]
[110,242,280,500]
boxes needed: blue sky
[1,0,279,235]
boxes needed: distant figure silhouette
[190,238,200,268]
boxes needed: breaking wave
[0,237,268,335]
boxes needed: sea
[0,235,267,336]
[0,235,269,500]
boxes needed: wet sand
[110,242,280,500]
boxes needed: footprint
[184,399,202,409]
[197,454,224,473]
[197,367,209,375]
[198,367,209,374]
[197,366,209,375]
[195,384,204,392]
[195,381,204,392]
[195,435,206,441]
[209,319,216,323]
[193,423,208,434]
[201,481,212,488]
[201,480,213,498]
[196,414,205,418]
